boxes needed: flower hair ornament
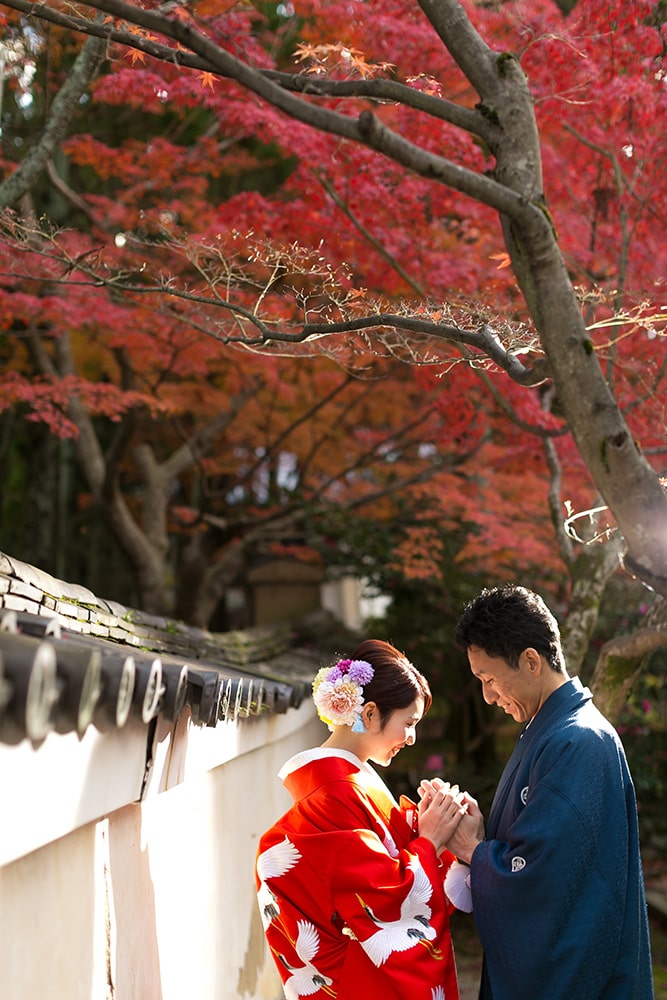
[312,658,374,732]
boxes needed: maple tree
[0,0,666,718]
[0,13,490,624]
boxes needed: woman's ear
[362,701,378,726]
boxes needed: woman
[255,639,469,1000]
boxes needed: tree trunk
[590,599,667,723]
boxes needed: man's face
[467,645,540,724]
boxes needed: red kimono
[256,748,460,1000]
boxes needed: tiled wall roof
[0,551,358,746]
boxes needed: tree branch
[0,33,106,208]
[416,0,498,95]
[4,0,543,222]
[312,169,427,298]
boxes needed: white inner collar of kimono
[278,747,379,781]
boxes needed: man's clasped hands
[417,777,486,864]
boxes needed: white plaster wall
[321,576,363,631]
[130,707,326,1000]
[321,576,391,631]
[0,703,326,1000]
[0,719,149,867]
[0,822,105,1000]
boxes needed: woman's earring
[351,714,366,734]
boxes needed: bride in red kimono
[255,638,471,1000]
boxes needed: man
[446,584,654,1000]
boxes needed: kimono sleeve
[329,827,456,990]
[400,792,459,912]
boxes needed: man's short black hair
[454,584,566,673]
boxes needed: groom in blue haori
[440,584,654,1000]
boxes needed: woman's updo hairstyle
[350,638,431,725]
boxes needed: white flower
[313,677,364,729]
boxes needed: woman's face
[366,696,424,767]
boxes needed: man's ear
[523,648,542,673]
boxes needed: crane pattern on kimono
[357,856,442,966]
[258,835,446,998]
[256,836,302,930]
[277,920,336,999]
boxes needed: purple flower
[347,659,374,685]
[426,754,444,772]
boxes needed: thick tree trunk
[176,533,248,628]
[590,599,667,723]
[560,543,623,676]
[443,11,667,598]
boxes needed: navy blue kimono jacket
[470,676,654,1000]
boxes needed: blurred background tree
[0,0,665,815]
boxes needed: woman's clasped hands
[416,777,470,855]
